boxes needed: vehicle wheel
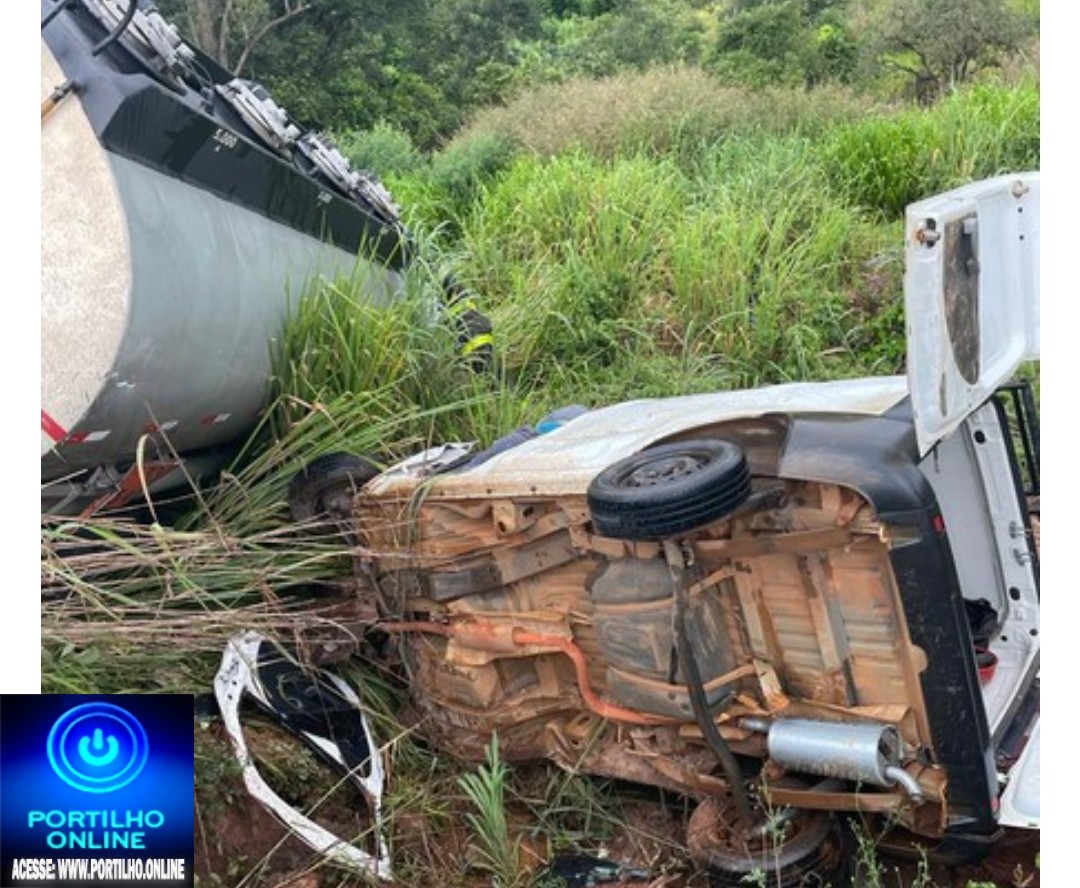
[687,796,849,888]
[586,439,751,540]
[287,453,379,522]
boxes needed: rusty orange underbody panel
[355,477,946,836]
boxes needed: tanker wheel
[287,452,379,522]
[586,439,751,540]
[687,795,849,888]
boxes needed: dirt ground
[195,794,1039,888]
[918,829,1039,888]
[194,723,1039,888]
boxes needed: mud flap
[213,631,392,880]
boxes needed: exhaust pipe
[742,717,925,802]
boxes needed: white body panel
[905,173,1040,456]
[369,376,909,499]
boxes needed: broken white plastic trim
[998,717,1040,829]
[213,631,392,881]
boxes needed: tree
[420,0,544,110]
[589,0,706,71]
[238,0,542,149]
[807,14,858,85]
[243,0,430,135]
[158,0,315,74]
[874,0,1029,102]
[712,0,857,89]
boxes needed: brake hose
[92,0,139,56]
[666,541,756,826]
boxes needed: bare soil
[194,724,1039,888]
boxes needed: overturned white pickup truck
[316,174,1040,884]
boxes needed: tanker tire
[587,439,751,540]
[288,452,379,523]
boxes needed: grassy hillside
[378,72,1038,403]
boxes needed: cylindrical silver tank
[40,12,406,510]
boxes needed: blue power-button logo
[47,703,149,793]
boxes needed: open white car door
[904,173,1040,456]
[906,173,1040,831]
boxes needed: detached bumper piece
[214,631,392,881]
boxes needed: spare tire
[587,439,751,540]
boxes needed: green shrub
[427,131,521,217]
[334,121,425,178]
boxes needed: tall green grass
[387,67,879,233]
[403,75,1037,394]
[41,517,359,694]
[358,69,1038,238]
[456,66,875,161]
[822,77,1040,215]
[455,138,900,395]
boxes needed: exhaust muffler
[742,717,924,801]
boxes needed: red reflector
[41,410,68,443]
[932,514,946,534]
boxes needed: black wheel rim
[625,453,709,487]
